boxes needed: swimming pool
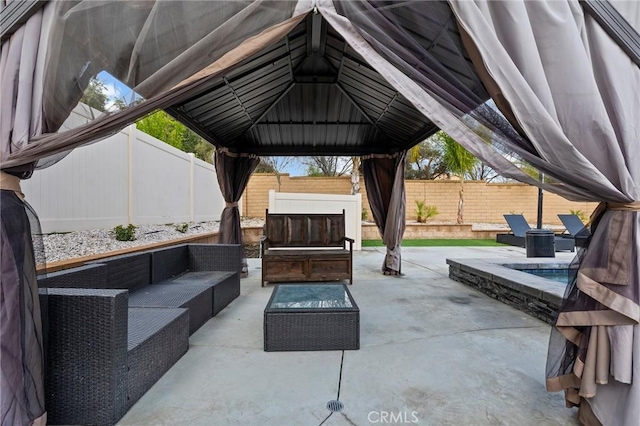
[518,268,571,284]
[447,259,571,324]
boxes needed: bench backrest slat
[265,210,346,248]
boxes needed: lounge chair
[496,214,575,251]
[558,214,591,247]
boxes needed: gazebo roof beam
[167,106,221,148]
[254,121,372,126]
[223,76,255,126]
[311,12,322,52]
[244,82,296,133]
[335,82,377,127]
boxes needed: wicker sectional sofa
[38,244,241,425]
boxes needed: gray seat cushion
[129,285,213,335]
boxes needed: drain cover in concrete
[326,400,344,412]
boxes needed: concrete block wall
[244,174,597,225]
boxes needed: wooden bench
[261,210,354,286]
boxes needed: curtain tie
[225,202,239,208]
[589,201,640,223]
[0,171,24,201]
[607,201,640,211]
[589,201,640,228]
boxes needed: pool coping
[446,258,570,324]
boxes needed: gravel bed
[42,218,564,263]
[42,219,264,263]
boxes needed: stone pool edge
[446,258,568,324]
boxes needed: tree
[350,156,361,195]
[302,156,352,177]
[136,111,184,150]
[406,136,448,180]
[135,110,214,163]
[260,156,294,191]
[519,162,553,183]
[80,78,108,112]
[254,161,276,173]
[468,163,499,182]
[437,131,478,224]
[305,165,325,177]
[192,140,214,163]
[111,98,128,111]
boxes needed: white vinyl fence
[268,190,362,250]
[22,104,224,233]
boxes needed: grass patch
[362,239,505,247]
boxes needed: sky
[268,157,355,177]
[96,71,141,111]
[283,160,306,176]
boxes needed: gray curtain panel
[0,2,53,178]
[0,189,46,426]
[0,5,309,422]
[40,1,303,123]
[0,9,307,418]
[322,2,639,422]
[449,2,640,424]
[323,0,605,201]
[362,152,407,275]
[0,9,310,172]
[0,2,53,424]
[214,150,260,276]
[321,0,552,193]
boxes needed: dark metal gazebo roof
[169,11,485,156]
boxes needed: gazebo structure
[1,1,639,425]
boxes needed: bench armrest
[343,237,354,251]
[260,236,270,252]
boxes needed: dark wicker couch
[38,244,241,425]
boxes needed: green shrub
[113,224,137,241]
[416,201,438,223]
[362,208,369,221]
[175,222,189,233]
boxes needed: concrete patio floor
[119,246,579,426]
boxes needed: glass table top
[268,285,353,310]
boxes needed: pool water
[519,268,571,284]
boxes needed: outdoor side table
[264,284,360,352]
[525,229,556,258]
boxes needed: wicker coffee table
[264,284,360,352]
